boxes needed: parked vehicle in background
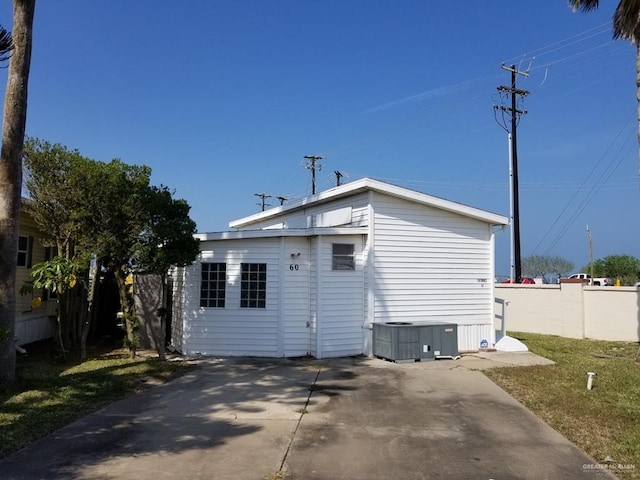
[567,273,611,286]
[500,277,536,284]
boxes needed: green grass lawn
[0,341,195,458]
[485,333,640,480]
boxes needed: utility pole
[334,170,343,187]
[254,193,271,212]
[494,64,529,283]
[304,155,323,194]
[276,196,287,206]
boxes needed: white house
[170,178,508,358]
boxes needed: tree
[0,0,35,385]
[24,256,82,361]
[584,254,640,284]
[522,254,574,279]
[28,152,155,360]
[23,138,106,360]
[23,138,199,361]
[135,186,199,360]
[568,1,640,179]
[24,138,91,258]
[93,160,152,359]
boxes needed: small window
[17,236,33,268]
[240,263,266,308]
[332,244,355,270]
[200,263,226,308]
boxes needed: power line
[256,24,624,208]
[532,111,635,256]
[542,136,632,256]
[494,64,529,283]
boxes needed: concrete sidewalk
[0,354,615,480]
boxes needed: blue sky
[1,1,638,277]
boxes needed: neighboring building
[170,178,508,359]
[15,201,57,346]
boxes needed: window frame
[332,243,355,271]
[240,263,267,308]
[17,235,33,268]
[200,262,227,308]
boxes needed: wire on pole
[494,64,529,283]
[304,155,323,194]
[254,193,272,212]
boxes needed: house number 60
[289,264,299,271]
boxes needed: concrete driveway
[0,355,615,480]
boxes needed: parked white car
[567,273,611,286]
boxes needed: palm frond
[0,25,13,64]
[568,0,601,13]
[612,0,640,43]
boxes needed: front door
[282,237,311,356]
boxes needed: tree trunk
[56,308,66,362]
[81,261,101,361]
[0,0,35,385]
[115,268,137,359]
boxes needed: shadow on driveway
[0,356,615,480]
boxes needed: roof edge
[228,177,508,229]
[196,226,369,241]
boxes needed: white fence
[15,313,56,346]
[495,281,640,342]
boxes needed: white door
[317,235,365,358]
[282,238,311,356]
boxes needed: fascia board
[196,226,369,242]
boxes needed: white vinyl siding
[180,239,280,356]
[175,180,502,358]
[372,193,493,327]
[316,235,364,358]
[16,214,49,316]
